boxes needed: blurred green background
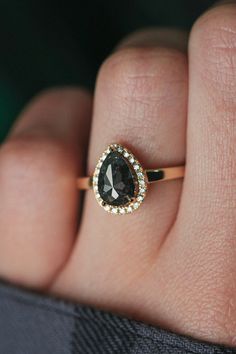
[0,0,214,142]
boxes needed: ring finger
[53,29,188,312]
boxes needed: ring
[77,143,185,215]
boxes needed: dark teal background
[0,0,214,142]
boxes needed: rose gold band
[77,166,185,190]
[77,177,93,190]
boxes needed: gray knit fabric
[0,281,235,354]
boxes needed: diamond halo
[92,143,147,214]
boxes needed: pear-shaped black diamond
[98,151,136,206]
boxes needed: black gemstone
[98,151,136,206]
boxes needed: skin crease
[0,2,236,347]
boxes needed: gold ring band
[77,143,185,215]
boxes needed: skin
[0,2,236,347]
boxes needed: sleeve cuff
[0,281,234,354]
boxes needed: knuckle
[192,6,236,92]
[98,47,186,102]
[205,290,236,345]
[182,261,236,345]
[0,136,70,187]
[18,87,92,129]
[184,245,236,344]
[30,86,91,108]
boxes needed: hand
[0,2,236,347]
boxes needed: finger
[0,88,92,288]
[53,29,188,305]
[118,27,188,51]
[168,4,236,344]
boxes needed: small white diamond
[124,151,129,158]
[139,179,145,186]
[101,154,106,161]
[129,156,135,163]
[117,147,123,153]
[140,188,146,194]
[94,185,98,191]
[133,202,139,209]
[112,208,118,214]
[119,208,125,214]
[137,195,143,202]
[93,176,98,182]
[134,164,139,170]
[127,206,133,213]
[104,205,110,211]
[138,172,144,178]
